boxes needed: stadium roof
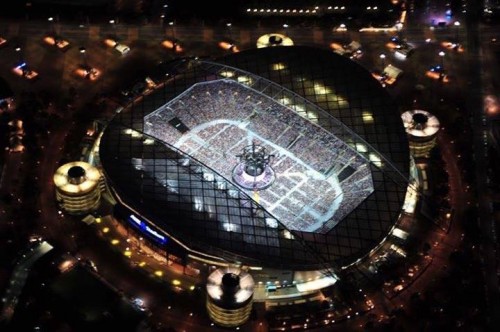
[99,46,410,270]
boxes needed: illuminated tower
[53,161,101,215]
[402,110,440,158]
[206,267,255,327]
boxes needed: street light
[15,46,23,63]
[109,19,116,38]
[15,46,26,75]
[438,51,445,68]
[453,21,460,41]
[380,53,386,70]
[48,16,55,36]
[283,23,289,36]
[339,23,347,41]
[79,46,87,67]
[168,21,178,52]
[169,21,175,40]
[438,51,446,81]
[226,22,232,39]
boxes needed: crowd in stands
[318,164,373,233]
[144,79,374,233]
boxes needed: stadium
[98,46,413,287]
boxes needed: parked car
[43,35,71,51]
[441,40,465,52]
[218,40,239,53]
[386,36,414,58]
[8,135,24,153]
[161,39,184,53]
[12,62,39,81]
[120,76,158,101]
[372,64,403,87]
[104,38,130,55]
[330,41,363,59]
[425,65,449,82]
[75,65,101,81]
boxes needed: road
[465,2,500,329]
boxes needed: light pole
[339,23,346,41]
[79,46,87,67]
[169,21,176,40]
[15,46,26,75]
[439,51,445,68]
[438,51,445,81]
[25,2,32,20]
[380,53,386,70]
[15,46,23,63]
[283,23,289,36]
[168,21,178,52]
[48,16,55,36]
[109,19,116,38]
[226,22,232,40]
[453,20,460,41]
[138,237,143,251]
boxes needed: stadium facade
[99,46,414,288]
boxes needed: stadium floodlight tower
[232,141,275,190]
